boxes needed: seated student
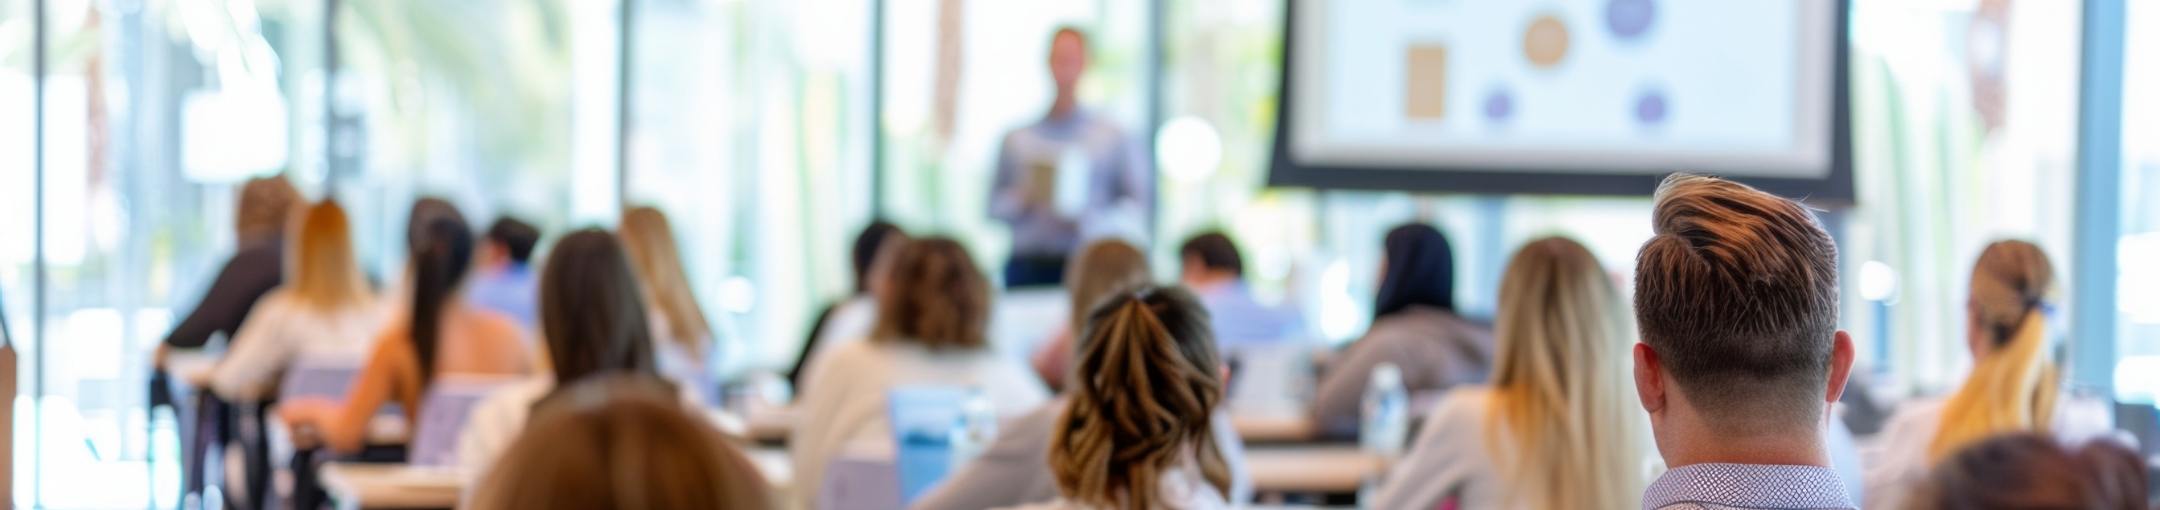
[1904,433,2147,510]
[620,206,716,397]
[1178,232,1303,354]
[1866,241,2064,509]
[793,237,1052,510]
[913,285,1253,510]
[1373,237,1650,510]
[157,175,302,362]
[467,374,774,510]
[1310,223,1493,439]
[466,217,542,327]
[1030,240,1154,392]
[992,287,1237,510]
[1632,175,1857,510]
[792,221,907,390]
[278,205,533,455]
[457,229,691,488]
[210,200,382,402]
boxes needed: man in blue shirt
[988,27,1153,288]
[1179,232,1303,354]
[1631,175,1858,510]
[467,217,540,327]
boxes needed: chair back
[815,445,901,510]
[408,375,521,468]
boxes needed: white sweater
[1371,387,1511,510]
[792,339,1050,510]
[990,466,1231,510]
[208,291,381,402]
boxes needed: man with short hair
[1179,232,1303,354]
[469,217,542,327]
[988,27,1153,288]
[1632,174,1858,510]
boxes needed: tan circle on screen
[1523,15,1570,68]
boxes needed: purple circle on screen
[1484,90,1514,122]
[1635,91,1669,125]
[1606,0,1656,39]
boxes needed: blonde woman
[210,200,381,402]
[1865,241,2061,510]
[1030,239,1154,392]
[997,287,1232,510]
[619,207,716,393]
[1372,237,1649,510]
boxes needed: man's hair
[1179,232,1244,277]
[1634,174,1840,432]
[487,217,542,263]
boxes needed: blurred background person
[620,206,717,400]
[457,229,683,489]
[915,284,1251,510]
[278,203,533,455]
[1179,232,1304,355]
[1310,223,1493,439]
[467,374,773,510]
[1030,239,1154,392]
[998,288,1234,510]
[1372,237,1649,510]
[1904,433,2146,510]
[988,27,1153,288]
[467,216,542,328]
[1866,240,2062,509]
[792,237,1050,510]
[792,221,908,389]
[157,175,302,363]
[208,200,380,402]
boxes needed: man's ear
[1825,331,1856,406]
[1634,343,1665,414]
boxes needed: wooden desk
[1245,445,1388,494]
[1232,413,1317,443]
[319,463,461,510]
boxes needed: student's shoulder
[1429,386,1496,423]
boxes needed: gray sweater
[1309,306,1494,440]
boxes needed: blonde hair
[1065,240,1153,335]
[619,207,714,355]
[284,200,373,311]
[1050,287,1229,510]
[1485,237,1647,510]
[469,374,772,510]
[236,175,301,245]
[1929,241,2058,462]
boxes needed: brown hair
[1050,287,1229,510]
[1065,240,1154,336]
[284,200,372,311]
[1929,241,2059,461]
[870,238,991,350]
[469,374,772,510]
[620,207,714,355]
[1634,174,1840,431]
[1486,238,1648,510]
[236,175,301,245]
[540,230,658,387]
[1909,433,2146,510]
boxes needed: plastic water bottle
[1358,363,1408,507]
[949,389,998,467]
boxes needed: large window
[2115,0,2160,401]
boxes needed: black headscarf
[1373,223,1456,319]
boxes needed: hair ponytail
[1930,240,2058,462]
[409,214,475,385]
[1050,288,1228,510]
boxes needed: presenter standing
[988,27,1153,288]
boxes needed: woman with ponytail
[995,287,1233,510]
[1865,241,2062,510]
[1371,237,1650,510]
[280,201,533,455]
